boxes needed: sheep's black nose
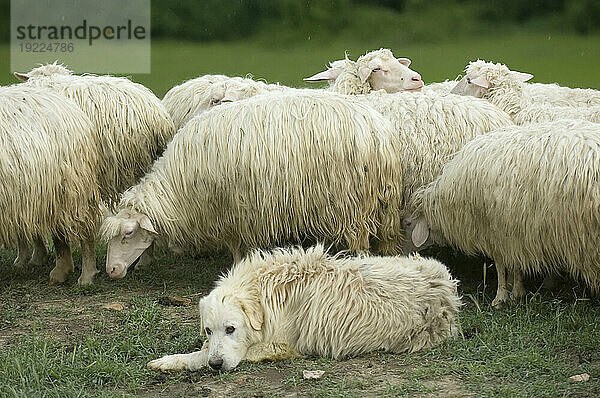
[208,358,223,371]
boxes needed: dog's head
[198,290,263,372]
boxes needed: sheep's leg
[491,261,510,308]
[29,236,48,266]
[244,342,300,362]
[511,268,526,301]
[147,342,208,372]
[228,238,245,264]
[135,241,154,269]
[77,237,98,286]
[49,233,73,285]
[13,239,32,267]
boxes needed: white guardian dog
[148,245,461,372]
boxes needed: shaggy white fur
[147,245,461,372]
[162,74,287,130]
[452,60,600,124]
[358,89,513,217]
[17,64,176,206]
[101,90,406,278]
[405,119,600,307]
[0,84,101,284]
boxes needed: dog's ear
[198,297,206,334]
[240,298,263,331]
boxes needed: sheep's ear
[358,66,373,83]
[511,71,533,82]
[470,75,489,88]
[240,298,263,331]
[411,217,430,248]
[397,57,411,67]
[304,68,342,82]
[14,72,29,81]
[138,215,158,234]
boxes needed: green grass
[1,31,599,97]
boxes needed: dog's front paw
[147,354,188,372]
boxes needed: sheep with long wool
[360,90,513,212]
[305,49,423,94]
[15,64,176,282]
[0,84,101,285]
[403,119,600,307]
[162,74,286,130]
[451,60,600,124]
[16,63,176,206]
[101,91,405,279]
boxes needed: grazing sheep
[101,91,405,278]
[147,244,461,372]
[403,119,600,307]
[305,49,423,94]
[451,60,600,124]
[15,64,176,281]
[0,85,100,285]
[162,75,287,130]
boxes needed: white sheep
[182,75,512,227]
[450,60,600,124]
[304,49,423,94]
[0,85,101,285]
[403,119,600,307]
[16,64,176,205]
[101,90,406,279]
[147,245,461,372]
[15,64,176,282]
[357,89,513,215]
[162,75,286,130]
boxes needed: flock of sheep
[3,48,600,319]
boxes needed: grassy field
[2,31,600,96]
[1,32,600,397]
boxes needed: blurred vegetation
[1,0,600,43]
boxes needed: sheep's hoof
[49,270,69,285]
[77,271,98,286]
[491,295,509,309]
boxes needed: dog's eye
[205,327,212,335]
[123,230,133,238]
[225,326,235,335]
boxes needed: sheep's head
[356,49,423,92]
[305,49,423,93]
[14,61,72,81]
[451,59,533,98]
[101,208,158,279]
[402,216,446,254]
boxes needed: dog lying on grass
[148,245,461,372]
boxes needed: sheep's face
[451,60,533,98]
[105,212,157,279]
[359,55,423,93]
[199,292,262,372]
[402,216,446,254]
[450,74,490,97]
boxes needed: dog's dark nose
[208,358,224,371]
